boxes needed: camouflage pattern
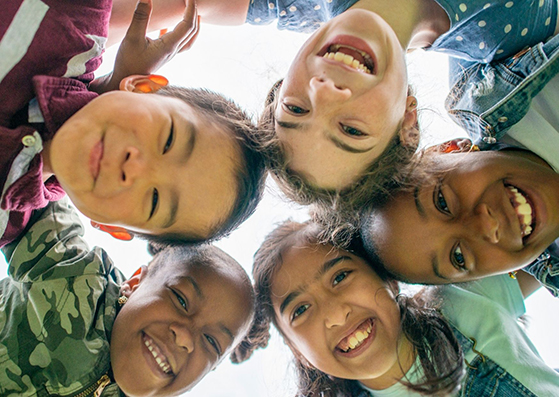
[0,199,125,396]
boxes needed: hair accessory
[409,99,417,109]
[508,271,517,279]
[118,295,128,306]
[90,221,134,241]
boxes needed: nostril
[122,172,126,182]
[125,152,130,161]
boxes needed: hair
[254,80,419,242]
[141,86,267,245]
[231,221,464,396]
[146,242,256,362]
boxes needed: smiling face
[110,256,253,397]
[275,9,414,190]
[47,90,239,240]
[270,243,413,390]
[364,150,559,284]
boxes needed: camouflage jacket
[0,199,125,396]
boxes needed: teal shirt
[0,199,125,396]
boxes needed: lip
[505,182,546,246]
[317,35,377,74]
[141,332,175,379]
[89,140,104,181]
[334,318,376,359]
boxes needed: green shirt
[0,199,125,396]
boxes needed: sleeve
[1,198,105,282]
[522,242,559,297]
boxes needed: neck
[359,336,416,390]
[41,140,55,182]
[350,0,450,49]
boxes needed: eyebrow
[161,122,197,229]
[220,323,234,344]
[186,275,204,300]
[276,120,374,154]
[413,187,427,219]
[278,255,350,315]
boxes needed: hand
[95,0,200,93]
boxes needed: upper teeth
[323,47,372,74]
[339,321,373,352]
[507,186,533,238]
[144,335,173,374]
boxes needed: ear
[90,221,134,241]
[119,74,169,93]
[427,138,479,154]
[399,96,419,145]
[120,265,148,297]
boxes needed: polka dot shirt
[430,0,558,62]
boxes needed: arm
[522,248,559,298]
[108,0,251,46]
[516,270,542,299]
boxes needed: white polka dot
[289,5,297,11]
[326,0,332,3]
[483,3,491,9]
[539,0,545,6]
[254,17,261,22]
[497,49,504,54]
[314,4,321,10]
[504,24,512,33]
[455,13,460,21]
[478,20,486,27]
[279,10,286,16]
[546,17,551,26]
[521,28,528,36]
[301,21,307,26]
[459,3,467,12]
[505,1,514,8]
[456,36,463,41]
[268,2,275,9]
[479,42,486,49]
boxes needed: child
[0,198,255,396]
[0,0,266,247]
[360,147,559,297]
[234,221,559,396]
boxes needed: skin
[44,79,239,240]
[270,243,414,390]
[365,150,559,284]
[275,9,417,190]
[110,259,253,397]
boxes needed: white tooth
[517,203,532,216]
[343,54,354,65]
[334,52,344,61]
[352,59,360,68]
[328,52,336,60]
[355,332,364,341]
[525,225,532,235]
[156,357,162,365]
[148,345,153,352]
[348,337,358,348]
[514,192,527,204]
[524,213,532,226]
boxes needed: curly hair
[232,221,464,396]
[255,80,419,243]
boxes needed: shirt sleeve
[522,241,559,298]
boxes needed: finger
[178,15,201,53]
[159,0,198,48]
[125,0,152,41]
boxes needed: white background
[1,20,558,396]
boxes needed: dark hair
[232,221,464,396]
[255,80,419,242]
[143,86,267,245]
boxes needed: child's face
[366,150,559,284]
[270,243,410,387]
[48,91,239,239]
[275,9,412,190]
[110,260,253,396]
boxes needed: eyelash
[333,270,351,285]
[341,124,366,137]
[149,188,159,219]
[205,334,221,356]
[291,304,310,321]
[451,244,467,272]
[434,183,450,214]
[164,122,174,154]
[283,103,308,115]
[172,289,189,311]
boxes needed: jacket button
[22,135,36,147]
[482,136,497,144]
[498,116,508,123]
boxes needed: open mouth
[505,184,536,243]
[318,37,376,75]
[89,140,104,181]
[336,318,374,354]
[142,333,174,376]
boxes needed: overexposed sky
[1,19,558,396]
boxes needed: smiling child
[234,221,559,396]
[0,199,255,396]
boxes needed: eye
[172,289,189,311]
[434,183,450,214]
[451,244,467,272]
[283,103,309,115]
[163,122,175,154]
[291,303,310,321]
[149,188,159,219]
[341,124,366,137]
[333,270,351,286]
[205,334,222,356]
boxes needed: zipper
[71,373,111,397]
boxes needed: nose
[309,76,352,104]
[121,146,145,187]
[471,203,500,244]
[324,300,351,329]
[169,322,195,353]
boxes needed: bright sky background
[1,19,558,397]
